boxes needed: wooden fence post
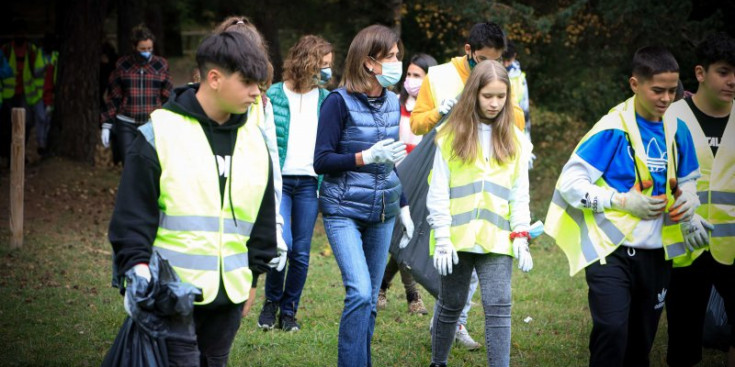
[10,107,25,249]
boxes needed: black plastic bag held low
[102,251,202,367]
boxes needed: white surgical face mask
[374,60,403,87]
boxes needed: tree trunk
[116,0,145,54]
[160,0,183,57]
[252,0,283,83]
[52,0,106,164]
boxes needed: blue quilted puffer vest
[319,88,402,223]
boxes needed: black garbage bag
[102,251,202,367]
[702,286,731,352]
[389,123,444,299]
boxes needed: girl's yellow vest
[666,100,735,266]
[150,108,269,305]
[545,97,686,276]
[433,125,529,255]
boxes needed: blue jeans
[323,215,396,367]
[264,175,319,317]
[432,253,513,367]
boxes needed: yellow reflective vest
[545,96,686,276]
[2,43,44,104]
[666,100,735,266]
[150,108,269,305]
[432,125,529,255]
[509,71,526,108]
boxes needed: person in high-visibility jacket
[1,34,43,163]
[664,32,735,367]
[410,22,526,137]
[410,21,526,350]
[427,60,533,367]
[544,46,701,367]
[108,31,285,366]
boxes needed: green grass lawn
[0,108,729,366]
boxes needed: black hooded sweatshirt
[109,84,277,307]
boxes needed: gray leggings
[431,252,513,367]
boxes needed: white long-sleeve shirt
[427,123,531,253]
[262,101,284,231]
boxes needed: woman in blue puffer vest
[313,24,415,367]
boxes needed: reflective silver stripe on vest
[451,209,511,231]
[223,253,249,272]
[449,180,511,201]
[663,213,676,227]
[154,247,218,271]
[711,191,735,205]
[593,211,625,244]
[552,190,597,262]
[159,213,254,236]
[666,242,687,258]
[713,223,735,238]
[698,191,708,205]
[697,191,735,205]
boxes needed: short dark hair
[502,40,517,60]
[130,24,155,48]
[196,31,269,84]
[467,22,506,52]
[695,32,735,70]
[631,46,679,81]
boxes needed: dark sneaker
[279,313,301,332]
[257,300,278,330]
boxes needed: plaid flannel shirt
[100,54,173,126]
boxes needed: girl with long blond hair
[256,35,333,332]
[427,60,533,367]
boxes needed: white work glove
[512,237,533,272]
[438,98,457,115]
[681,214,714,252]
[362,138,406,165]
[123,263,151,316]
[433,238,458,276]
[268,224,288,272]
[611,180,666,220]
[399,206,414,249]
[101,123,112,148]
[668,178,699,223]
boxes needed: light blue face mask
[374,60,403,87]
[319,67,332,85]
[140,51,152,60]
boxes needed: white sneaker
[454,324,481,350]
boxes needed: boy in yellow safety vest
[665,32,735,367]
[108,31,285,365]
[545,46,701,366]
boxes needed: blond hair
[437,60,517,165]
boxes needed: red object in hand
[510,231,531,241]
